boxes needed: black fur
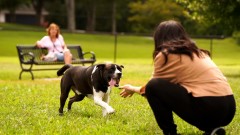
[57,64,72,76]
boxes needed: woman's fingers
[120,90,133,98]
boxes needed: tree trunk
[31,0,44,25]
[65,0,76,32]
[86,1,96,32]
[112,0,116,34]
[9,9,16,23]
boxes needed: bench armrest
[20,52,35,64]
[83,51,96,60]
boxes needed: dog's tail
[57,64,73,76]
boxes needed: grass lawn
[0,23,240,134]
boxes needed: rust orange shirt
[141,52,233,97]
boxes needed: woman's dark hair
[153,20,210,64]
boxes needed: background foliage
[177,0,240,35]
[1,0,240,37]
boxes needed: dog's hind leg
[59,80,72,116]
[68,94,85,111]
[59,93,69,115]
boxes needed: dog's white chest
[86,94,94,99]
[106,87,111,94]
[87,87,111,100]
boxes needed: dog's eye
[118,73,122,78]
[117,67,122,71]
[108,70,114,74]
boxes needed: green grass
[0,23,44,31]
[0,23,240,134]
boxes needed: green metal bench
[16,45,96,80]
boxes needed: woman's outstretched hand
[119,84,141,98]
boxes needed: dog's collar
[91,66,98,82]
[92,66,98,74]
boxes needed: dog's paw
[102,107,115,116]
[107,106,115,113]
[108,108,115,114]
[103,111,115,117]
[106,107,115,115]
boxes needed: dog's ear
[96,64,105,70]
[116,64,124,69]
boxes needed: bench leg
[19,64,34,80]
[19,70,34,80]
[19,71,23,80]
[30,71,34,80]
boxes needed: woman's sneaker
[203,127,226,135]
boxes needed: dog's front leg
[102,93,110,116]
[93,90,115,116]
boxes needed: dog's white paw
[107,108,115,114]
[103,107,115,116]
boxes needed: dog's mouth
[108,77,120,87]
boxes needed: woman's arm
[36,36,48,48]
[59,34,67,49]
[36,40,42,48]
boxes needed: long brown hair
[153,20,210,64]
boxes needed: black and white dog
[57,63,124,116]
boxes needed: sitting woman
[36,23,72,64]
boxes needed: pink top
[37,35,65,56]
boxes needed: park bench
[16,45,96,80]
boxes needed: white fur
[88,87,114,116]
[91,66,97,82]
[115,65,121,74]
[75,90,81,95]
[92,66,98,74]
[111,65,122,79]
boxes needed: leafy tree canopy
[128,0,186,33]
[177,0,240,35]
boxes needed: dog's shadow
[62,109,95,118]
[60,108,116,118]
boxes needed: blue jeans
[55,52,64,61]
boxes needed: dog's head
[94,63,124,87]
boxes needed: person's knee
[145,78,170,97]
[64,51,72,58]
[146,78,161,96]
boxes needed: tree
[65,0,76,32]
[114,0,132,33]
[177,0,240,35]
[128,0,186,33]
[0,0,28,22]
[31,0,45,25]
[45,0,67,28]
[112,0,116,34]
[76,0,97,32]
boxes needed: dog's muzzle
[109,73,122,87]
